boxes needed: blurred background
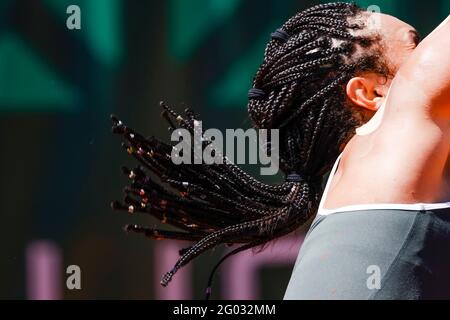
[0,0,448,299]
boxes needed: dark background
[0,0,448,299]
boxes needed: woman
[284,7,450,299]
[111,2,450,299]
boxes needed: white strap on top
[317,152,343,216]
[316,153,450,216]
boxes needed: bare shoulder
[386,15,450,124]
[324,16,450,208]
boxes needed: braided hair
[111,2,390,298]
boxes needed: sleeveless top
[317,153,450,215]
[285,154,450,299]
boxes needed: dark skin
[324,13,450,209]
[111,5,448,289]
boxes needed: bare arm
[386,15,450,122]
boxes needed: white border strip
[318,201,450,216]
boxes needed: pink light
[154,241,193,299]
[222,233,304,300]
[26,240,63,300]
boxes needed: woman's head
[346,12,420,116]
[111,2,421,292]
[367,12,420,74]
[248,2,419,179]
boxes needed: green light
[208,25,276,109]
[44,0,123,67]
[0,33,79,111]
[352,0,398,14]
[169,0,241,62]
[441,0,450,20]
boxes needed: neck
[355,102,386,136]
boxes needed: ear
[346,76,384,111]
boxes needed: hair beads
[112,2,389,298]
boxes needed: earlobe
[346,77,379,111]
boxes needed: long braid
[111,2,390,296]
